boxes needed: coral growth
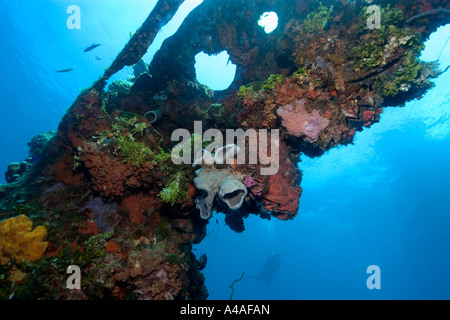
[79,197,117,233]
[303,3,333,34]
[80,143,156,198]
[243,175,263,197]
[4,162,31,184]
[3,131,54,184]
[277,99,330,142]
[0,215,48,264]
[264,175,302,220]
[27,131,55,159]
[134,263,185,300]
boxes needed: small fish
[56,68,73,73]
[84,42,101,52]
[95,56,102,60]
[198,254,207,270]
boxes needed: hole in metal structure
[258,11,279,34]
[194,51,237,91]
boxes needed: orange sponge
[0,214,48,264]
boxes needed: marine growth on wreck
[0,0,449,300]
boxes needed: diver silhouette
[245,252,281,283]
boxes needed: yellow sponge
[0,214,48,264]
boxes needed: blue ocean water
[0,0,449,299]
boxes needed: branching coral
[243,175,263,196]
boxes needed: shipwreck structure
[0,0,449,299]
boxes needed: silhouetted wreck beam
[96,0,187,87]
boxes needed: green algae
[375,55,441,97]
[352,6,425,72]
[159,172,189,205]
[118,135,154,167]
[262,74,284,91]
[303,3,333,34]
[238,85,255,98]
